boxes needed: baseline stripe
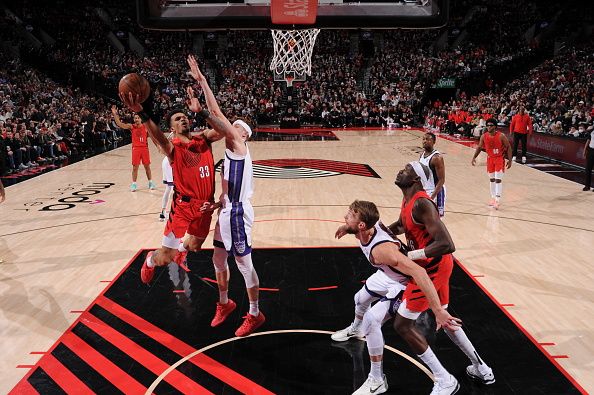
[97,296,274,395]
[80,311,211,394]
[37,354,94,395]
[7,377,38,395]
[61,332,147,394]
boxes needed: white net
[270,29,320,79]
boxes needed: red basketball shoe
[235,311,266,337]
[211,299,237,327]
[141,251,156,284]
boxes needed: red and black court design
[252,129,339,141]
[11,248,584,394]
[215,159,381,179]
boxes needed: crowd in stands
[424,43,594,139]
[2,0,592,179]
[0,61,128,175]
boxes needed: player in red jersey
[388,161,495,394]
[111,106,155,192]
[471,118,512,209]
[120,77,225,284]
[338,195,462,395]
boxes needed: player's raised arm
[186,55,238,140]
[111,105,132,130]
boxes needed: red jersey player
[471,118,512,209]
[119,88,224,284]
[388,161,495,394]
[112,106,155,191]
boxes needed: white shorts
[162,156,173,185]
[435,185,446,217]
[365,270,406,300]
[213,201,254,257]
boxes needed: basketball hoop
[270,29,320,86]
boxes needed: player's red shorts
[132,146,150,166]
[402,254,453,312]
[164,196,213,239]
[486,156,505,173]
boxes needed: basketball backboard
[137,0,449,30]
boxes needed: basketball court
[2,127,592,394]
[2,0,593,393]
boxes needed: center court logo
[215,159,381,179]
[17,182,115,212]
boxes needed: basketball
[118,73,151,102]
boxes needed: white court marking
[145,329,434,394]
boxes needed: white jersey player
[420,132,446,217]
[333,221,408,395]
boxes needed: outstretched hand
[110,105,118,115]
[187,54,205,82]
[119,92,143,113]
[186,86,203,113]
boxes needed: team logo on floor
[215,159,380,179]
[17,183,115,212]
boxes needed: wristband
[408,249,427,260]
[136,111,150,123]
[196,109,210,119]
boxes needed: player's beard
[344,225,358,234]
[178,125,190,136]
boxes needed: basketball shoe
[466,364,495,385]
[235,311,266,337]
[211,299,237,327]
[488,198,496,207]
[148,180,156,190]
[430,374,459,395]
[352,374,388,395]
[141,251,155,284]
[130,182,137,192]
[331,322,364,341]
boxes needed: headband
[233,119,252,138]
[409,161,432,190]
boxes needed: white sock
[418,346,449,382]
[370,360,383,380]
[219,290,228,304]
[489,182,496,198]
[495,182,502,199]
[353,316,363,330]
[178,243,187,253]
[249,300,259,316]
[146,252,155,268]
[445,328,487,369]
